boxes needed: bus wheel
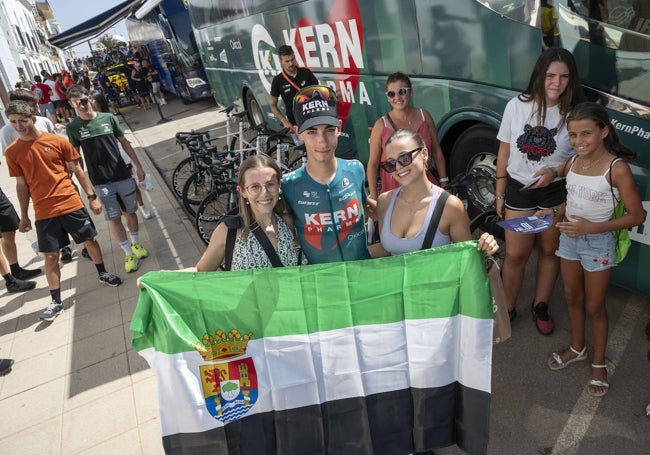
[449,124,499,217]
[245,90,265,128]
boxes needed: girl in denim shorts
[539,102,644,397]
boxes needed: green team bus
[186,0,649,295]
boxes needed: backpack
[34,85,44,101]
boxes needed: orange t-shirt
[6,132,83,220]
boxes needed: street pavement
[0,95,649,454]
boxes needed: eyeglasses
[385,87,412,98]
[245,181,280,196]
[294,85,338,105]
[379,147,423,173]
[73,97,90,107]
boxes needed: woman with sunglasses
[495,47,586,334]
[196,155,299,271]
[376,129,498,256]
[367,72,448,201]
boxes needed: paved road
[122,97,650,454]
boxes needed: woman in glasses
[196,155,299,271]
[376,129,498,256]
[367,72,448,201]
[494,47,585,334]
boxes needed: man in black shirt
[270,45,319,131]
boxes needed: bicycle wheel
[171,157,194,198]
[195,191,239,245]
[182,170,213,219]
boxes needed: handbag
[609,159,631,264]
[485,255,511,344]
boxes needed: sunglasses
[294,85,338,105]
[73,97,91,107]
[379,147,423,173]
[385,87,412,98]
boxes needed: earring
[244,198,249,205]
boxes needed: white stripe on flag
[139,315,492,436]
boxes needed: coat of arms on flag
[195,329,258,423]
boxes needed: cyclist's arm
[270,95,291,129]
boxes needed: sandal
[548,345,587,370]
[587,364,609,397]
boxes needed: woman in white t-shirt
[494,48,586,335]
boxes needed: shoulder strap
[385,112,398,131]
[222,216,243,271]
[250,221,284,267]
[609,158,623,206]
[422,190,450,250]
[281,71,301,91]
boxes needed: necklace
[579,153,607,170]
[394,108,413,127]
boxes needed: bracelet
[548,167,558,179]
[439,177,449,183]
[87,193,97,201]
[495,193,506,200]
[496,175,507,179]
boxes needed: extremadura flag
[131,241,493,454]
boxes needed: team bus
[126,0,212,103]
[185,0,649,296]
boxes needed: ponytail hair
[567,102,636,160]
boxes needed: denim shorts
[556,231,616,271]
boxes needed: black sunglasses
[73,97,90,107]
[379,147,423,173]
[385,87,411,98]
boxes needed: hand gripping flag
[131,241,493,454]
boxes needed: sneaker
[532,302,554,335]
[39,301,63,322]
[6,278,36,293]
[99,272,122,287]
[81,248,91,260]
[13,267,41,280]
[125,254,139,273]
[139,205,153,219]
[131,242,149,259]
[60,246,72,263]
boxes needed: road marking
[551,295,645,454]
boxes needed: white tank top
[565,157,620,223]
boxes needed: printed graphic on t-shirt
[516,124,558,162]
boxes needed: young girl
[540,102,644,397]
[495,47,586,335]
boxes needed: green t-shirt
[66,112,132,185]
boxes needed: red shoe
[532,302,554,335]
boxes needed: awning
[48,0,143,49]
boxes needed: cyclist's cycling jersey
[283,158,370,264]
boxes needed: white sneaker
[160,99,167,105]
[139,205,153,219]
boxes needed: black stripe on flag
[162,382,489,454]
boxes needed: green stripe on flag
[131,241,491,355]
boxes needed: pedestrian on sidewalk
[5,100,123,322]
[65,85,150,273]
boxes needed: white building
[0,0,69,125]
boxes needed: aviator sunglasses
[385,87,412,98]
[294,85,338,106]
[379,147,423,173]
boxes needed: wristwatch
[87,193,97,201]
